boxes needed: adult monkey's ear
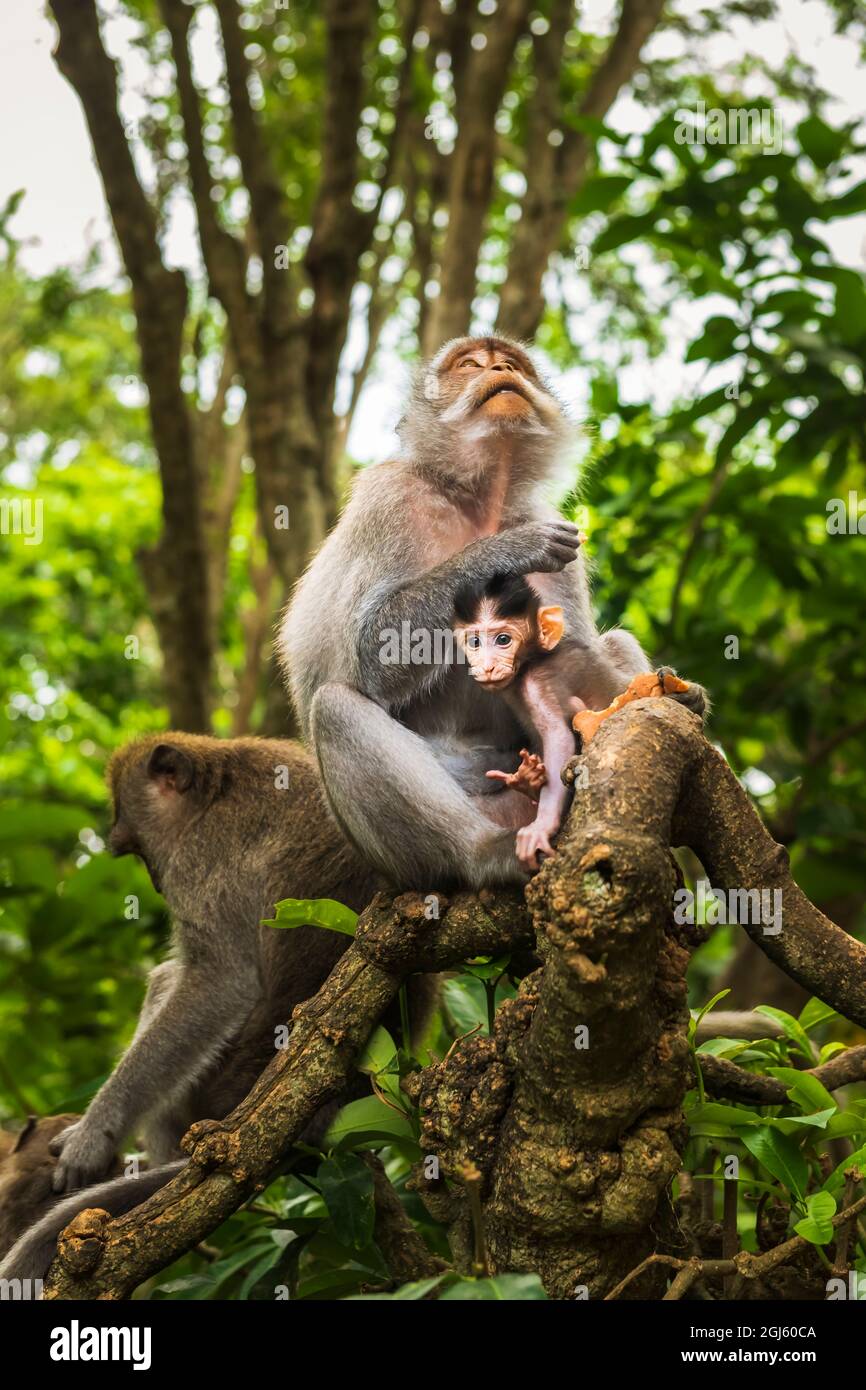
[147,742,195,794]
[537,605,565,651]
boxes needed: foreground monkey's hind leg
[310,682,526,890]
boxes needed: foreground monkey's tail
[0,1160,185,1289]
[693,1010,785,1044]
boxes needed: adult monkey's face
[428,336,562,434]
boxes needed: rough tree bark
[42,699,866,1300]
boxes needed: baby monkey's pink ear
[537,605,564,651]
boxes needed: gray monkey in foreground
[280,333,706,889]
[0,734,386,1284]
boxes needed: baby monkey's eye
[467,634,481,649]
[494,633,512,647]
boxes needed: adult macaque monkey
[44,734,380,1197]
[0,733,398,1283]
[281,334,706,889]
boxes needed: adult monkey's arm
[356,521,583,704]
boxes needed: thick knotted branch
[673,733,866,1026]
[43,702,864,1301]
[445,698,865,1298]
[43,891,530,1300]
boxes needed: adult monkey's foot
[656,666,710,720]
[486,748,547,802]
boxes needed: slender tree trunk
[51,0,213,730]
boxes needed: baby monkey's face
[457,616,532,689]
[455,601,564,689]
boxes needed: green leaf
[346,1275,449,1300]
[756,1006,815,1062]
[569,175,632,216]
[822,1143,866,1195]
[798,998,837,1032]
[822,1113,866,1141]
[696,1038,763,1061]
[263,898,358,936]
[356,1026,397,1077]
[690,988,731,1041]
[461,953,510,982]
[592,211,659,255]
[439,1274,549,1301]
[739,1126,808,1200]
[685,316,741,364]
[317,1154,375,1250]
[797,115,847,169]
[772,1107,835,1133]
[443,976,489,1034]
[322,1095,417,1154]
[794,1191,836,1245]
[832,179,866,216]
[237,1232,299,1300]
[687,1101,762,1130]
[766,1066,836,1115]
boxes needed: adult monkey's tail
[0,1160,183,1290]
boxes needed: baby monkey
[453,570,581,871]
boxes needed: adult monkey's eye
[494,633,512,647]
[458,357,481,369]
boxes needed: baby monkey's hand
[486,748,547,802]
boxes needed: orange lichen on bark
[573,671,691,746]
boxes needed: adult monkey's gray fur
[280,334,706,889]
[0,735,386,1286]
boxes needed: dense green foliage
[1,0,864,1298]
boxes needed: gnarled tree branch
[43,700,865,1300]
